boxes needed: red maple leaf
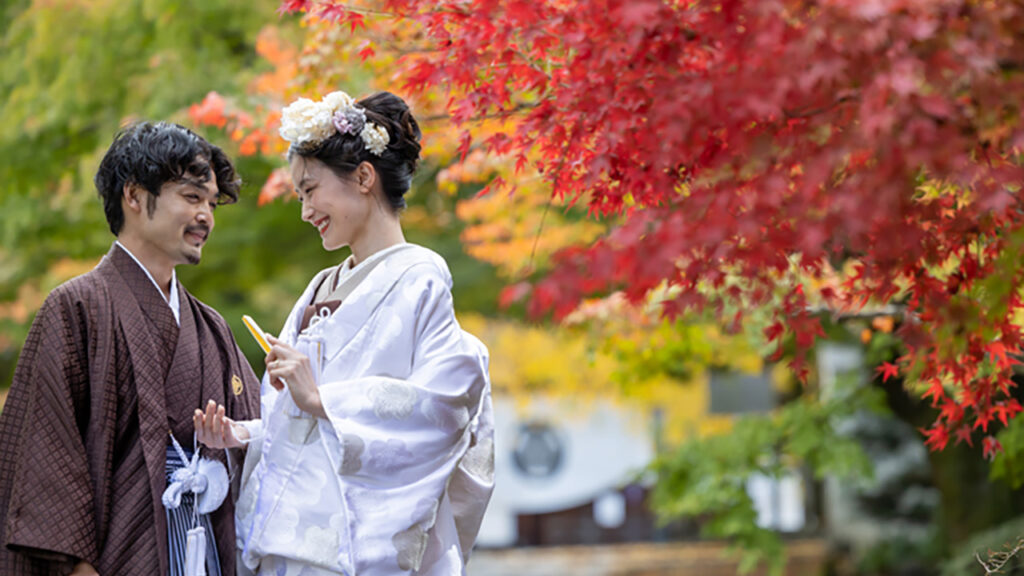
[973,407,995,433]
[277,0,309,15]
[358,42,376,61]
[763,321,785,343]
[922,380,947,406]
[498,282,531,309]
[953,425,973,447]
[939,400,964,425]
[988,341,1019,371]
[876,362,899,383]
[993,400,1023,427]
[921,426,949,452]
[983,436,1003,460]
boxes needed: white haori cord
[163,432,230,576]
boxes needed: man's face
[137,171,219,267]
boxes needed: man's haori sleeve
[1,287,98,569]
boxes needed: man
[0,122,261,576]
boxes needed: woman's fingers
[267,363,279,387]
[264,338,310,394]
[268,359,291,375]
[267,336,287,358]
[268,336,300,360]
[269,358,310,380]
[267,360,293,390]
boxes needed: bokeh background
[5,2,1024,574]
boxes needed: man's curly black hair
[94,121,241,235]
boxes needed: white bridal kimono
[236,244,495,576]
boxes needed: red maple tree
[271,0,1024,456]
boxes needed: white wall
[476,398,656,547]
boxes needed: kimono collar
[286,244,448,362]
[94,249,175,575]
[114,241,180,325]
[316,242,411,304]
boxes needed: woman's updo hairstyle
[288,91,421,212]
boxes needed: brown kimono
[0,243,260,575]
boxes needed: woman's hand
[194,400,249,449]
[265,335,326,418]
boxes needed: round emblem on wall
[512,421,564,478]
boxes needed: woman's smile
[314,216,330,236]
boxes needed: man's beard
[184,224,209,265]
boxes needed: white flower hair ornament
[279,91,390,156]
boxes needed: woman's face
[289,156,370,251]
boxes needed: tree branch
[804,304,907,321]
[783,92,860,120]
[976,538,1024,574]
[418,101,540,123]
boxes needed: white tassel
[184,526,207,576]
[162,456,229,514]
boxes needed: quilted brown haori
[0,244,259,575]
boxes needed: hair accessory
[280,91,390,156]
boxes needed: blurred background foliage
[5,2,1024,575]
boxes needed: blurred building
[477,399,657,548]
[472,367,815,570]
[470,375,822,575]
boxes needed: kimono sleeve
[317,267,492,574]
[318,267,490,485]
[2,291,97,567]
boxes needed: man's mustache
[185,225,210,240]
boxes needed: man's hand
[69,561,99,576]
[194,400,250,449]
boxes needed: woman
[195,91,494,576]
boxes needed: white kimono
[236,244,495,576]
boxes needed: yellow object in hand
[242,315,272,354]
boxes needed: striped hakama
[166,445,222,576]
